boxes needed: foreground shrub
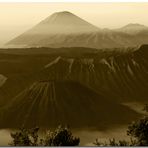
[127,116,148,146]
[10,127,39,146]
[40,125,80,146]
[94,138,130,146]
[95,116,148,146]
[10,125,80,146]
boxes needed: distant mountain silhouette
[116,23,148,34]
[0,80,140,129]
[7,11,99,47]
[6,11,148,49]
[32,11,99,34]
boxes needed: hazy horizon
[0,3,148,46]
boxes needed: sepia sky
[0,3,148,45]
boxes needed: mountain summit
[116,23,148,34]
[11,11,99,36]
[7,11,100,47]
[7,12,148,48]
[37,11,99,33]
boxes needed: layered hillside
[38,45,148,102]
[0,80,140,129]
[0,45,147,106]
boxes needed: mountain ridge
[116,23,148,34]
[6,11,148,49]
[0,45,147,106]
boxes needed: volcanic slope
[38,45,148,102]
[0,47,99,106]
[7,11,99,47]
[7,11,148,49]
[0,80,140,129]
[0,75,7,87]
[0,45,148,106]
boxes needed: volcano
[0,80,140,129]
[0,45,148,107]
[7,11,148,48]
[28,11,99,34]
[7,11,99,47]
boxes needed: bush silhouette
[127,116,148,146]
[10,127,39,146]
[41,125,80,146]
[10,125,80,146]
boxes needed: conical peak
[42,11,77,23]
[47,11,75,22]
[52,11,75,16]
[7,11,100,45]
[39,11,99,31]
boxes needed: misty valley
[0,45,148,145]
[0,10,148,146]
